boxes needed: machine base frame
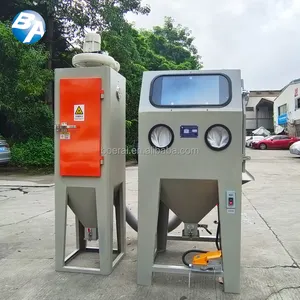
[56,247,125,275]
[154,234,223,277]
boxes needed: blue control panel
[180,125,198,138]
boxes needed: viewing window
[150,74,231,107]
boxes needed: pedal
[192,250,222,268]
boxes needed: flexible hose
[181,220,221,267]
[125,207,182,233]
[215,222,221,250]
[182,249,208,267]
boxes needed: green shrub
[126,144,136,161]
[9,126,138,168]
[126,119,138,148]
[126,119,138,161]
[10,138,54,167]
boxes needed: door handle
[55,122,78,132]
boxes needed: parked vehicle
[245,136,252,146]
[0,135,11,165]
[290,141,300,155]
[245,135,265,147]
[251,135,300,150]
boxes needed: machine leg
[96,187,113,275]
[114,188,121,253]
[157,201,169,253]
[119,182,126,254]
[218,183,241,294]
[55,184,68,270]
[137,179,160,286]
[75,217,86,251]
[114,182,126,254]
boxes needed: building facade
[245,90,281,135]
[273,78,300,137]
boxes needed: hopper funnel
[242,156,254,185]
[160,179,219,224]
[242,170,254,185]
[67,187,97,228]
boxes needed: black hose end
[182,249,208,267]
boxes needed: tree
[0,0,151,42]
[0,0,203,165]
[101,17,202,146]
[140,17,202,70]
[0,0,151,107]
[0,21,53,141]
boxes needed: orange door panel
[59,78,103,177]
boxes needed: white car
[290,141,300,155]
[246,136,265,147]
[245,136,252,147]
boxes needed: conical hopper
[67,187,97,228]
[242,170,254,185]
[160,179,218,224]
[242,156,254,185]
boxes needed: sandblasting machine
[137,69,254,293]
[54,33,126,275]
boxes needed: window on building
[246,107,254,111]
[295,97,300,110]
[278,104,287,116]
[296,124,300,137]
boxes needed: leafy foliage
[0,21,53,141]
[101,17,202,146]
[0,0,150,44]
[140,17,202,70]
[10,137,54,167]
[0,1,202,166]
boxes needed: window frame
[149,73,233,108]
[278,104,287,116]
[295,97,300,110]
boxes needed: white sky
[126,0,300,91]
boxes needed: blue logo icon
[12,10,46,44]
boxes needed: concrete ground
[0,149,300,300]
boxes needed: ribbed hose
[125,207,182,233]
